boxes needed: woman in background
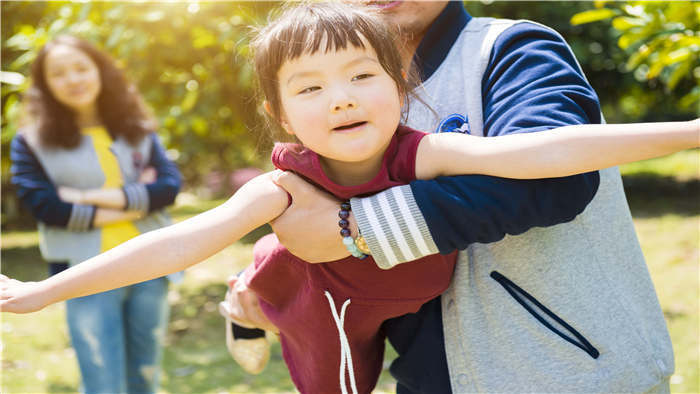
[9,35,181,394]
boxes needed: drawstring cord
[324,290,358,394]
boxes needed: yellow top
[82,126,141,252]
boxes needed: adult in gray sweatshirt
[229,2,673,393]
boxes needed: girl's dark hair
[26,34,154,148]
[251,2,417,141]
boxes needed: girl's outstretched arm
[416,119,699,180]
[0,171,288,314]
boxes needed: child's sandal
[218,301,270,375]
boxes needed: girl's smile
[332,120,368,132]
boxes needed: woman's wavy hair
[26,34,154,148]
[250,2,421,143]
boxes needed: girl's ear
[264,100,294,135]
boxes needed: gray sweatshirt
[352,17,673,393]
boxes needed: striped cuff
[66,204,96,231]
[350,185,438,270]
[123,183,149,213]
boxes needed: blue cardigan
[11,132,181,229]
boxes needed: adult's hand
[219,274,278,333]
[270,171,354,263]
[57,186,85,204]
[92,208,143,227]
[61,187,127,210]
[139,166,157,184]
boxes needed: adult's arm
[121,133,182,214]
[352,22,602,268]
[10,134,144,229]
[58,186,127,210]
[59,134,180,212]
[11,134,95,230]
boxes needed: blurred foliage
[464,1,697,122]
[571,1,699,111]
[1,1,697,228]
[1,1,276,194]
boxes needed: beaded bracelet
[338,202,367,259]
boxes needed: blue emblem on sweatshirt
[436,114,470,134]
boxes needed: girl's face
[43,44,101,112]
[275,41,402,182]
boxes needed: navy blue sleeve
[10,134,73,227]
[144,133,181,212]
[412,22,601,253]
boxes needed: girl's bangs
[273,13,370,65]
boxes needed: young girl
[2,3,697,393]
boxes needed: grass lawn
[1,151,698,393]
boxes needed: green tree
[571,1,699,112]
[2,1,277,227]
[464,1,696,123]
[1,1,276,184]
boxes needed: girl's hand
[0,274,50,314]
[57,186,85,204]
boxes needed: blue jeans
[66,277,170,394]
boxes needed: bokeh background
[1,1,698,393]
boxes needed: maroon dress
[243,126,457,393]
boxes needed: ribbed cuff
[122,183,149,213]
[88,205,97,229]
[350,185,438,270]
[67,204,96,231]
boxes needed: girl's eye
[298,86,320,95]
[352,73,373,81]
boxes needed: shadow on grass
[47,382,78,393]
[1,245,46,282]
[239,224,274,244]
[622,173,699,218]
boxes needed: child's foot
[219,300,270,375]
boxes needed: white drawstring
[324,290,358,394]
